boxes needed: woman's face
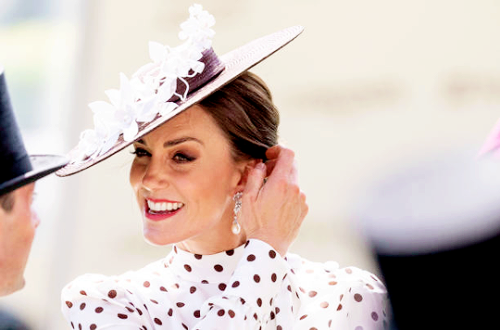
[130,105,248,253]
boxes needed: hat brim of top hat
[0,155,68,196]
[56,25,304,177]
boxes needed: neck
[176,206,247,255]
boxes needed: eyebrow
[135,137,204,147]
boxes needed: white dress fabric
[61,239,388,330]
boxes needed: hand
[240,145,308,256]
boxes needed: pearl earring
[232,192,242,234]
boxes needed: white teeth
[147,200,184,212]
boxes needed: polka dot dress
[61,239,388,329]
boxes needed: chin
[143,229,178,246]
[0,276,25,297]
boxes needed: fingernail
[256,162,266,170]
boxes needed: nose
[141,156,170,192]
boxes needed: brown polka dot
[217,309,225,317]
[275,307,280,314]
[253,274,261,283]
[226,249,234,256]
[143,281,150,288]
[160,286,167,292]
[108,290,117,298]
[136,308,143,315]
[90,325,96,330]
[245,240,250,248]
[299,287,306,293]
[194,310,201,318]
[182,324,188,330]
[228,310,235,318]
[190,286,197,294]
[214,264,224,272]
[126,306,134,312]
[310,328,318,330]
[270,311,275,320]
[271,273,277,282]
[269,250,277,258]
[78,324,82,330]
[328,281,338,286]
[154,318,162,325]
[257,298,262,307]
[201,280,209,284]
[287,285,292,292]
[71,322,74,329]
[308,291,317,297]
[337,304,343,311]
[194,254,202,259]
[65,301,73,308]
[300,314,308,320]
[218,283,227,291]
[117,313,128,319]
[253,313,258,320]
[320,301,329,308]
[150,299,158,304]
[247,254,256,261]
[277,326,283,330]
[80,303,86,310]
[354,293,363,302]
[270,297,273,305]
[184,264,192,272]
[79,290,87,296]
[340,294,344,301]
[232,281,240,288]
[371,312,379,321]
[177,302,185,307]
[366,283,375,290]
[168,308,173,316]
[95,307,103,313]
[345,268,353,274]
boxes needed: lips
[145,198,184,221]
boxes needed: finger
[265,145,282,160]
[289,160,299,185]
[243,162,267,198]
[266,147,295,185]
[264,159,277,177]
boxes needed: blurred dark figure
[0,309,31,330]
[357,150,500,330]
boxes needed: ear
[234,158,260,193]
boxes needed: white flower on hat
[75,4,215,161]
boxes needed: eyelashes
[131,147,196,163]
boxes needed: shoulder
[61,259,174,328]
[287,253,389,329]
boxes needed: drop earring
[232,192,242,234]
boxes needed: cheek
[129,162,143,192]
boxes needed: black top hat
[356,150,500,329]
[0,66,67,196]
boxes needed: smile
[145,199,184,221]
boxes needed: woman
[60,5,387,330]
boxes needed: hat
[56,4,303,177]
[355,150,500,329]
[0,67,68,196]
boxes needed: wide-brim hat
[0,67,68,196]
[56,4,303,177]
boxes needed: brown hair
[199,71,279,162]
[0,192,14,213]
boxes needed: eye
[173,152,195,163]
[131,147,151,158]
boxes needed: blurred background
[1,0,500,328]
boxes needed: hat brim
[56,25,304,177]
[0,155,68,196]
